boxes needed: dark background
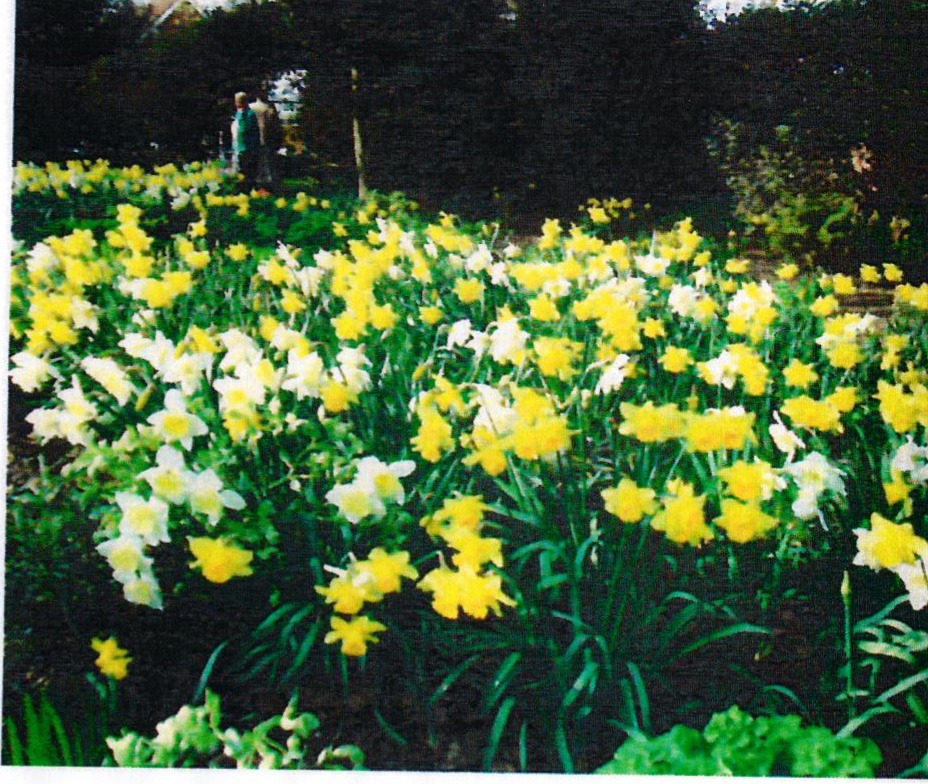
[12,0,928,231]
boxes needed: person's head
[234,92,248,109]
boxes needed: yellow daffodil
[324,615,387,657]
[853,514,928,571]
[602,478,658,523]
[91,637,132,680]
[188,537,254,584]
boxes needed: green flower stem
[842,570,855,722]
[608,521,656,654]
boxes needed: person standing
[233,91,260,190]
[249,93,282,190]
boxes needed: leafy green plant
[595,704,882,776]
[3,676,119,766]
[9,158,928,775]
[709,120,861,269]
[840,593,928,751]
[106,690,363,770]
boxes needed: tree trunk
[351,67,368,200]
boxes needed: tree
[14,0,145,158]
[513,0,712,220]
[710,0,928,215]
[15,0,143,67]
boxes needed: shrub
[595,704,882,776]
[106,690,363,769]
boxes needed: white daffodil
[668,284,700,319]
[161,351,212,396]
[464,244,493,274]
[446,319,472,349]
[218,329,262,372]
[892,439,928,485]
[213,373,267,413]
[147,389,208,450]
[25,241,59,278]
[488,317,529,366]
[293,266,325,298]
[96,533,152,583]
[137,445,194,504]
[80,356,135,406]
[780,452,846,522]
[471,384,518,436]
[136,331,178,373]
[353,456,416,506]
[9,351,57,393]
[594,353,632,395]
[281,349,325,400]
[55,377,99,445]
[699,349,740,390]
[634,251,671,277]
[122,569,163,610]
[187,468,246,525]
[895,560,928,611]
[25,408,62,443]
[769,411,805,462]
[335,347,371,394]
[69,297,100,333]
[325,481,385,524]
[115,491,170,546]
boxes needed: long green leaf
[283,623,322,684]
[193,640,229,704]
[536,573,569,591]
[676,622,770,659]
[858,640,916,664]
[4,717,25,766]
[906,693,928,725]
[255,601,300,633]
[626,662,651,735]
[761,683,806,714]
[854,595,911,634]
[900,749,928,778]
[484,652,522,713]
[837,703,899,738]
[486,503,540,526]
[429,653,483,706]
[572,533,601,578]
[615,679,639,733]
[554,719,574,773]
[561,660,599,712]
[373,707,408,747]
[877,668,928,704]
[483,696,516,771]
[655,602,704,648]
[509,539,563,565]
[23,695,51,765]
[44,695,73,767]
[280,604,314,647]
[881,619,914,635]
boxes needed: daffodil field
[5,159,928,773]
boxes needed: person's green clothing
[235,108,260,153]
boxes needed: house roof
[142,0,205,38]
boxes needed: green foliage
[2,677,119,766]
[709,0,928,280]
[3,693,79,766]
[10,159,231,248]
[9,158,928,774]
[710,121,861,268]
[595,705,882,776]
[106,690,364,770]
[840,594,928,747]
